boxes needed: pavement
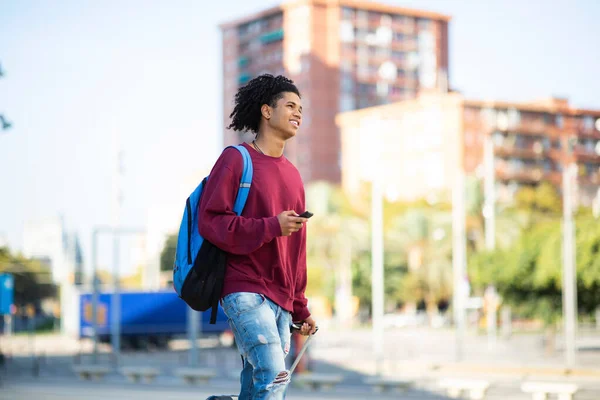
[1,325,600,399]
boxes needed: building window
[417,18,431,31]
[341,73,354,92]
[380,14,392,26]
[583,115,594,130]
[392,50,406,62]
[553,139,562,149]
[339,94,355,112]
[507,108,521,128]
[238,73,252,85]
[341,7,354,20]
[393,15,410,25]
[376,82,388,96]
[358,83,373,94]
[556,114,564,128]
[340,59,353,72]
[340,21,354,43]
[543,113,555,125]
[393,32,405,42]
[492,131,505,146]
[260,29,284,44]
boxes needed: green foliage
[0,247,56,308]
[160,233,178,272]
[468,216,600,324]
[514,182,562,215]
[304,181,457,315]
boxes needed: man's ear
[261,104,271,120]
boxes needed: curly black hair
[227,74,301,134]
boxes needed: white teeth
[291,121,299,127]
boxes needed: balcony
[259,29,283,44]
[238,56,249,67]
[238,73,252,85]
[494,144,547,159]
[577,127,600,139]
[574,148,600,162]
[495,166,550,183]
[496,120,562,137]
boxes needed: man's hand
[295,316,317,336]
[277,210,307,236]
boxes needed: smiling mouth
[290,120,299,128]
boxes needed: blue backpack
[173,145,253,324]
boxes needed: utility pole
[562,148,578,369]
[371,164,384,375]
[91,226,145,365]
[110,132,124,366]
[452,168,467,361]
[366,117,385,376]
[483,135,496,250]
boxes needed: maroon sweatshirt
[198,142,310,322]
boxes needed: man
[198,74,317,400]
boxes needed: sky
[1,0,599,276]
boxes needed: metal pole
[91,229,99,364]
[371,154,384,376]
[562,163,577,368]
[3,314,12,337]
[89,226,145,366]
[188,307,199,367]
[483,135,496,250]
[452,169,467,361]
[110,136,123,366]
[111,233,121,366]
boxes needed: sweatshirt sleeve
[198,147,282,255]
[292,226,310,322]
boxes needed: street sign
[0,273,14,315]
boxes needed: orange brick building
[220,0,450,183]
[336,92,600,206]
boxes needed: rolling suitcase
[206,324,317,400]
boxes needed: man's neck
[254,133,285,157]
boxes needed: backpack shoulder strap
[229,145,253,216]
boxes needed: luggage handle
[288,323,318,375]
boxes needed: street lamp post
[366,117,385,376]
[562,138,578,369]
[90,226,145,365]
[452,168,467,362]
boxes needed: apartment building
[220,0,450,183]
[336,92,600,206]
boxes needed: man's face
[266,91,302,140]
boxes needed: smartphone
[298,211,313,219]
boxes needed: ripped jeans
[221,292,292,400]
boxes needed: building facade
[22,215,84,285]
[220,0,450,183]
[337,92,600,206]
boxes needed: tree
[160,234,178,272]
[0,247,56,308]
[392,209,453,315]
[468,216,600,324]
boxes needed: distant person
[198,74,317,399]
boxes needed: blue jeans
[221,292,292,400]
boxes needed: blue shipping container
[79,290,230,346]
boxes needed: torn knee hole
[272,370,290,385]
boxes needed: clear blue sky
[1,0,599,275]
